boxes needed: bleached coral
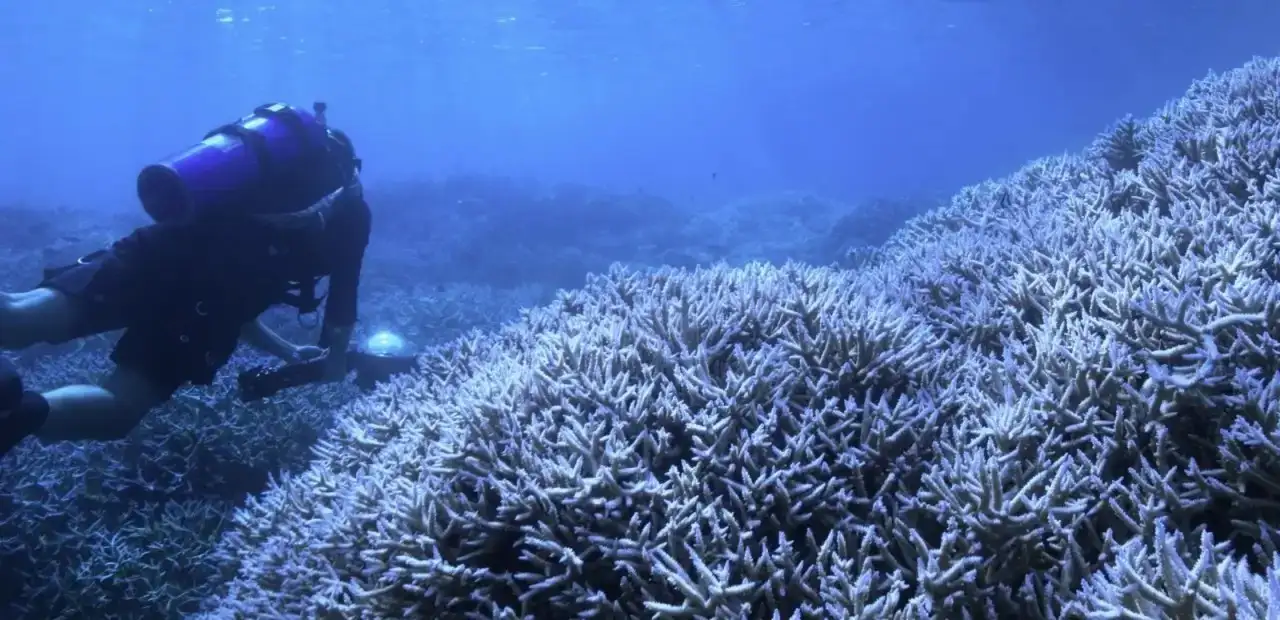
[200,55,1280,618]
[1067,519,1280,619]
[0,280,538,619]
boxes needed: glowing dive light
[364,330,409,357]
[238,329,419,401]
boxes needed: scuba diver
[0,102,372,458]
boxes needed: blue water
[4,2,1280,618]
[2,0,1276,211]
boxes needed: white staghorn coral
[1066,519,1280,619]
[200,262,943,618]
[0,282,539,619]
[200,55,1280,618]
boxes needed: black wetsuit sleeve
[323,195,371,330]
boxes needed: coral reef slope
[200,56,1280,618]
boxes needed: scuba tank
[136,102,354,223]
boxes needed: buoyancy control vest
[135,102,364,321]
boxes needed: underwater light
[363,330,410,358]
[239,332,419,401]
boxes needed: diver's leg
[0,361,175,456]
[0,288,83,349]
[0,244,141,351]
[0,239,173,456]
[35,365,172,442]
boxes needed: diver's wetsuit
[41,193,371,399]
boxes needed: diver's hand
[289,346,346,382]
[293,345,327,363]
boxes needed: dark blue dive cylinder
[136,103,339,223]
